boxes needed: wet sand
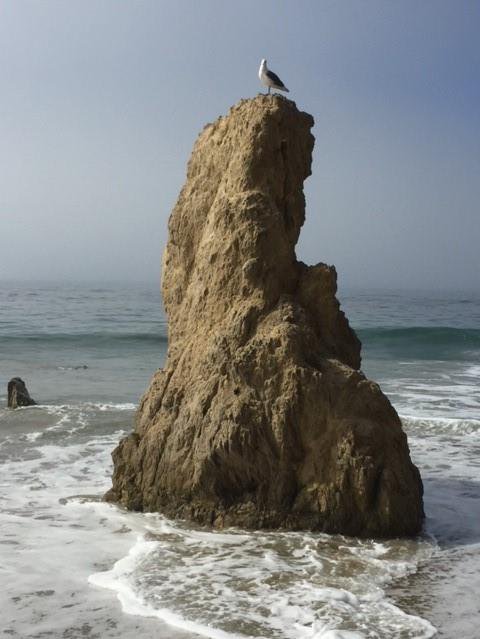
[390,544,480,639]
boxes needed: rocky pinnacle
[105,96,424,537]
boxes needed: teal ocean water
[1,282,479,638]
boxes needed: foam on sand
[89,517,437,639]
[0,390,440,639]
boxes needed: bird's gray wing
[266,69,285,87]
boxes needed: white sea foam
[314,631,365,639]
[96,402,137,411]
[40,401,136,413]
[24,431,42,442]
[3,283,478,637]
[402,414,480,436]
[369,356,480,423]
[7,385,474,639]
[89,538,248,639]
[88,515,437,639]
[465,364,480,378]
[0,396,439,639]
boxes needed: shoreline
[389,542,480,639]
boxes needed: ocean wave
[0,331,167,346]
[5,325,476,359]
[21,402,137,413]
[47,402,136,412]
[401,414,480,436]
[358,326,480,360]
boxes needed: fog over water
[1,1,479,290]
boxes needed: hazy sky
[1,1,479,290]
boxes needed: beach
[1,281,479,638]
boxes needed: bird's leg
[268,86,270,95]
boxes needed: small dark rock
[7,377,37,409]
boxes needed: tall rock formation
[106,96,423,537]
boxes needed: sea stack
[8,377,37,409]
[106,96,423,537]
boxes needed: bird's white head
[260,59,267,67]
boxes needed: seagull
[258,59,289,95]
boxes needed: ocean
[1,281,479,639]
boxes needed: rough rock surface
[106,96,424,537]
[8,377,36,409]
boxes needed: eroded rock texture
[8,377,36,409]
[106,96,423,537]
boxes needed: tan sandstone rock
[106,95,424,537]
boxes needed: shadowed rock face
[106,96,424,537]
[8,377,36,409]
